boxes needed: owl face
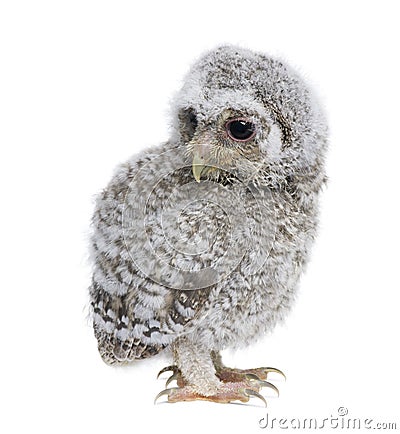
[172,46,327,186]
[178,96,279,184]
[180,106,266,182]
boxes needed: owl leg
[211,350,286,382]
[154,337,270,405]
[171,336,222,395]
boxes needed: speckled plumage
[89,45,327,400]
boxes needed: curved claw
[245,373,262,382]
[258,381,279,397]
[262,367,286,380]
[243,389,267,407]
[245,374,279,396]
[154,387,179,404]
[165,372,179,388]
[157,365,178,379]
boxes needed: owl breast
[91,145,311,361]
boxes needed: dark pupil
[229,120,254,140]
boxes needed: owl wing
[89,150,211,365]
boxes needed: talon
[243,388,267,407]
[245,374,279,396]
[263,367,286,380]
[154,387,179,404]
[157,365,178,379]
[257,380,280,397]
[245,373,262,382]
[165,372,179,387]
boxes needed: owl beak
[192,154,206,183]
[192,144,211,183]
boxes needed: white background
[1,0,399,432]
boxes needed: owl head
[171,45,328,189]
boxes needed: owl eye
[226,118,256,142]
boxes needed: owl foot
[154,380,270,406]
[215,366,286,383]
[157,364,283,392]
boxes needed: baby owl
[89,46,328,405]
